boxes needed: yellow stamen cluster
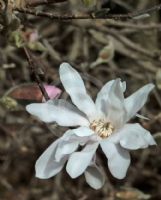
[90,119,114,138]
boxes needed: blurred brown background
[0,0,161,199]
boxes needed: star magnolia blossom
[26,62,156,190]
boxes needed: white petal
[35,139,66,179]
[85,164,105,190]
[107,79,126,126]
[61,127,97,147]
[96,80,126,118]
[95,80,114,118]
[119,123,156,150]
[96,80,126,107]
[125,84,154,122]
[72,127,99,146]
[55,130,79,162]
[122,81,126,92]
[136,114,149,120]
[105,79,127,128]
[59,63,96,120]
[66,142,99,178]
[55,141,79,162]
[26,99,89,126]
[100,141,130,179]
[72,126,95,137]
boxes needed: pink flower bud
[43,85,62,102]
[6,83,62,103]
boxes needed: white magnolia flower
[26,62,156,190]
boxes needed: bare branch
[24,47,50,101]
[15,3,161,20]
[25,0,67,7]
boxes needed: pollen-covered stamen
[90,119,114,138]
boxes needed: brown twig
[15,3,161,20]
[25,0,67,7]
[23,47,50,101]
[89,25,161,62]
[16,8,95,19]
[105,20,161,31]
[107,3,161,20]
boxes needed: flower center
[90,120,114,139]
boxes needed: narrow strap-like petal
[66,142,98,178]
[26,99,89,126]
[107,79,127,128]
[35,129,84,179]
[72,126,95,137]
[119,123,156,150]
[99,79,127,128]
[55,141,79,162]
[100,140,130,179]
[85,164,105,190]
[125,83,154,122]
[55,130,79,162]
[71,127,98,146]
[96,80,126,112]
[136,114,149,120]
[59,63,96,121]
[35,139,66,179]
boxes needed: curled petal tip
[26,104,33,114]
[149,83,155,90]
[60,62,72,69]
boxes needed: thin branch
[15,3,161,20]
[25,0,67,7]
[89,25,161,62]
[23,47,50,101]
[16,8,95,19]
[107,3,161,20]
[105,20,161,31]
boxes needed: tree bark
[25,0,67,7]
